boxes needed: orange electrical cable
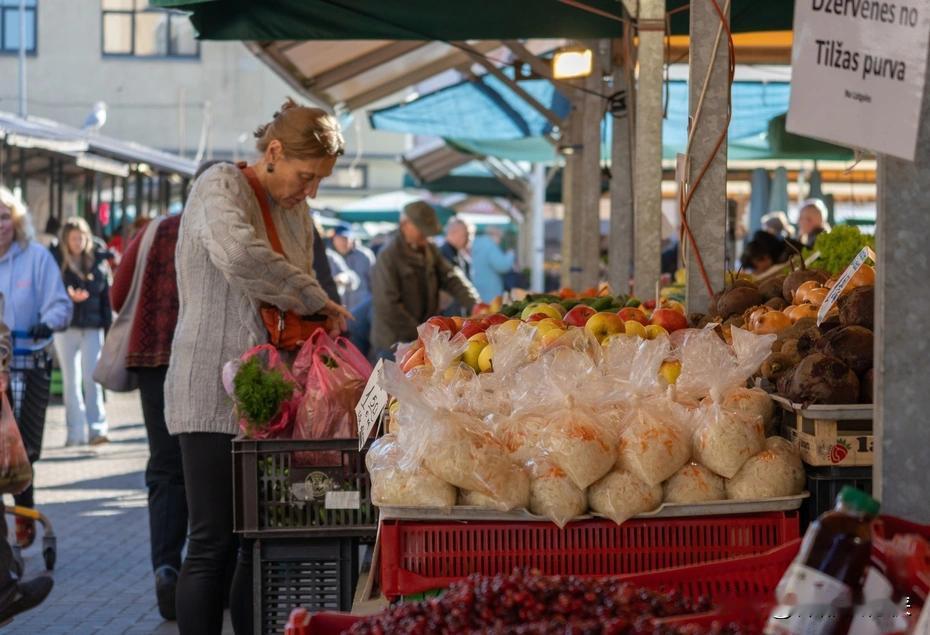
[677,0,735,300]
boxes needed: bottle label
[766,563,853,635]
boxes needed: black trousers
[0,502,15,605]
[177,433,252,635]
[7,361,52,510]
[136,366,188,572]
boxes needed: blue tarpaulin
[372,79,848,163]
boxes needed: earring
[266,163,275,173]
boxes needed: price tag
[325,491,360,510]
[355,359,387,450]
[817,246,877,326]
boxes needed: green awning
[152,1,794,40]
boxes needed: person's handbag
[238,164,330,350]
[93,216,162,391]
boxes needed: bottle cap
[839,486,880,517]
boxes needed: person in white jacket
[0,187,71,549]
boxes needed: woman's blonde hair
[59,216,95,276]
[0,185,35,246]
[254,98,345,159]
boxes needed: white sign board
[787,0,930,160]
[355,359,387,450]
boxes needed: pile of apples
[398,299,690,375]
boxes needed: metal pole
[684,0,730,314]
[633,0,664,298]
[530,164,546,292]
[17,0,27,117]
[608,39,634,295]
[874,57,930,523]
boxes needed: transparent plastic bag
[663,462,726,504]
[527,460,588,528]
[366,434,457,508]
[588,468,663,524]
[614,338,695,486]
[717,386,776,436]
[681,327,774,478]
[381,362,528,510]
[726,436,806,500]
[0,394,31,495]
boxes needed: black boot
[155,565,179,620]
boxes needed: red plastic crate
[379,512,799,599]
[306,540,802,634]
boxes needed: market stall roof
[244,38,564,112]
[373,80,853,163]
[334,190,458,224]
[153,1,795,40]
[0,110,198,178]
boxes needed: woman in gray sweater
[165,100,351,635]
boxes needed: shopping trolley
[3,330,57,573]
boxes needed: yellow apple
[624,320,648,338]
[644,324,668,340]
[491,319,521,336]
[584,311,625,343]
[467,332,489,344]
[477,344,495,373]
[659,360,682,384]
[538,327,566,349]
[535,317,567,335]
[462,339,489,371]
[520,303,563,321]
[548,302,567,317]
[662,300,686,315]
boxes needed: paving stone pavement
[2,391,233,635]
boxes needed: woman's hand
[67,286,90,303]
[321,299,353,336]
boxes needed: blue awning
[371,79,848,163]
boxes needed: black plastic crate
[253,537,359,635]
[234,438,377,537]
[802,465,873,529]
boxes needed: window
[0,0,37,55]
[322,165,368,191]
[101,0,198,58]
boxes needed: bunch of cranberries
[347,570,756,634]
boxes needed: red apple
[426,316,456,334]
[525,312,551,323]
[617,307,649,326]
[563,304,596,327]
[650,308,689,333]
[642,299,657,310]
[484,313,509,327]
[459,318,489,339]
[472,302,491,316]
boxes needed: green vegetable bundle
[806,225,875,275]
[233,353,298,439]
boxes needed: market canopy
[372,79,853,163]
[153,1,795,40]
[334,190,458,224]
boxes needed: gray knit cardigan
[165,163,329,436]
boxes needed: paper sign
[355,359,387,450]
[325,491,361,510]
[817,246,877,325]
[787,0,930,160]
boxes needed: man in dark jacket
[370,202,480,360]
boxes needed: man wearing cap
[370,201,480,360]
[330,225,376,312]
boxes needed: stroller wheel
[42,536,56,571]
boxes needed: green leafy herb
[233,357,294,432]
[805,225,875,275]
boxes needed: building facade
[0,0,407,211]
